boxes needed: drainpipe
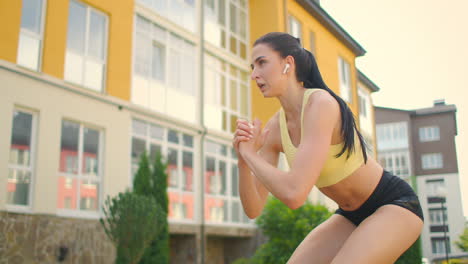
[198,0,207,263]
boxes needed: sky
[320,0,468,218]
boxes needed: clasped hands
[232,118,270,158]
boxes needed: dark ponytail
[254,32,368,162]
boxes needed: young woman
[232,32,424,264]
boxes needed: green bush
[100,191,163,264]
[246,198,332,264]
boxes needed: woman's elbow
[283,192,307,210]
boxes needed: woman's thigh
[287,214,356,264]
[331,204,424,264]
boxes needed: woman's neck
[278,84,307,123]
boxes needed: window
[7,109,37,207]
[131,119,195,221]
[57,120,102,213]
[64,0,108,92]
[376,122,409,151]
[289,15,301,39]
[309,31,316,56]
[358,92,368,118]
[419,126,440,142]
[204,54,250,133]
[17,0,45,70]
[378,151,410,178]
[204,0,248,59]
[338,57,352,102]
[426,179,445,197]
[431,237,451,254]
[429,208,447,225]
[204,140,251,224]
[422,153,443,170]
[132,15,197,123]
[138,0,196,32]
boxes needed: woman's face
[250,43,289,97]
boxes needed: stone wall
[0,211,115,264]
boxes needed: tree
[134,151,170,264]
[100,191,163,264]
[248,198,333,264]
[456,226,468,252]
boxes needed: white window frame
[57,120,104,219]
[376,122,409,151]
[421,153,443,170]
[431,237,451,254]
[429,208,447,225]
[17,0,47,71]
[338,57,352,103]
[204,139,253,226]
[6,108,38,212]
[426,179,445,197]
[203,0,249,59]
[204,53,250,134]
[130,118,196,223]
[289,15,302,39]
[378,151,411,179]
[132,14,198,122]
[137,0,197,33]
[419,126,440,142]
[64,0,109,92]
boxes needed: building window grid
[376,122,409,151]
[378,151,410,178]
[204,53,250,134]
[17,0,46,71]
[421,153,443,170]
[289,15,302,39]
[204,140,252,225]
[7,109,38,209]
[431,237,451,254]
[137,0,197,33]
[204,0,249,59]
[65,0,109,92]
[57,120,103,215]
[131,119,195,222]
[419,126,440,142]
[429,208,448,226]
[133,14,197,119]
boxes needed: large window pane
[66,1,107,91]
[79,180,99,210]
[82,127,99,176]
[168,148,179,188]
[183,151,193,191]
[60,121,80,174]
[17,34,41,70]
[67,1,86,53]
[7,169,31,206]
[58,121,102,213]
[152,43,165,81]
[89,11,106,59]
[21,0,43,33]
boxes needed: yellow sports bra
[279,89,365,188]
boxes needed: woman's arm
[240,91,340,209]
[234,118,279,219]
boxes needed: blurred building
[1,0,375,263]
[375,101,466,263]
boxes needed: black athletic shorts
[335,170,424,226]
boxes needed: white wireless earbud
[283,63,290,74]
